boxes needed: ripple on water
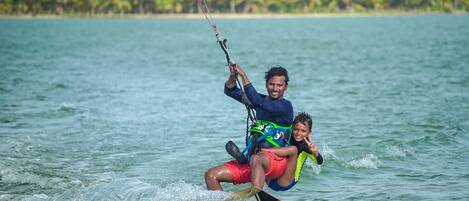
[55,103,77,113]
[395,171,451,182]
[34,95,47,101]
[0,86,9,93]
[0,117,17,124]
[0,168,75,190]
[53,83,68,89]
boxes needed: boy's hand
[305,137,319,156]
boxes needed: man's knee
[205,168,217,181]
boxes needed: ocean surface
[1,14,468,201]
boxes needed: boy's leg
[275,149,298,186]
[249,153,271,190]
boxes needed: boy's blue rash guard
[224,83,293,127]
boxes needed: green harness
[248,120,292,148]
[242,120,292,161]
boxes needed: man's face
[266,75,287,100]
[293,122,311,142]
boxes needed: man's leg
[205,164,234,191]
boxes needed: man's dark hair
[265,66,289,85]
[293,112,313,131]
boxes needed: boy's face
[293,121,311,142]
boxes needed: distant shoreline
[0,11,466,20]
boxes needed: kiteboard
[254,190,281,201]
[226,187,281,201]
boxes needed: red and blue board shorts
[225,151,287,184]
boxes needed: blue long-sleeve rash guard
[224,83,293,126]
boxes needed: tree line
[0,0,467,16]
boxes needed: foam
[384,145,409,158]
[320,144,337,160]
[347,154,382,169]
[305,160,322,175]
[0,194,14,201]
[45,178,230,201]
[55,103,76,112]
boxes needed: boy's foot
[225,141,248,164]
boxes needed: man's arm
[225,64,238,89]
[232,64,251,87]
[224,64,245,103]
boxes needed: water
[1,15,468,200]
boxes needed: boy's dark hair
[293,112,313,131]
[265,66,289,85]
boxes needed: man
[204,64,293,191]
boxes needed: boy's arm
[308,152,324,165]
[316,153,324,165]
[260,146,297,157]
